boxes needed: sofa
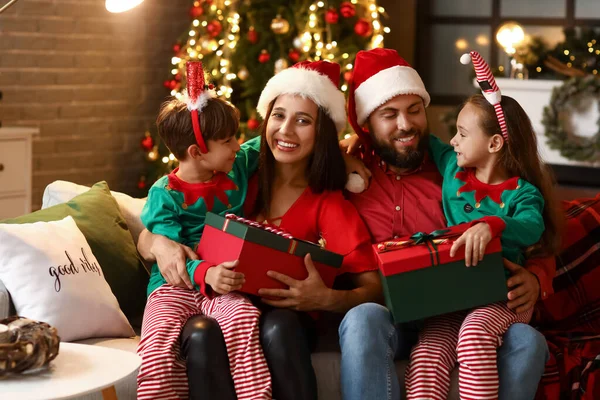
[2,180,600,399]
[0,180,461,400]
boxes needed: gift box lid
[375,224,502,276]
[205,212,343,268]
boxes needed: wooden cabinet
[0,127,37,219]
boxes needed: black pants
[180,307,317,400]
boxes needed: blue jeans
[339,303,549,400]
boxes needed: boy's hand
[205,261,245,295]
[450,223,492,267]
[339,133,361,155]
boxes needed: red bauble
[325,8,339,24]
[205,0,213,4]
[354,19,372,37]
[258,50,270,63]
[247,26,259,44]
[189,6,203,18]
[137,178,147,190]
[247,118,260,130]
[169,79,178,90]
[207,20,222,38]
[288,49,300,63]
[140,136,154,151]
[175,73,182,81]
[344,70,353,83]
[173,43,181,53]
[340,1,356,18]
[163,80,171,89]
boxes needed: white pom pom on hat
[460,53,472,65]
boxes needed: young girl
[136,61,270,400]
[405,51,562,400]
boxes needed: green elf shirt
[141,136,261,297]
[428,135,545,265]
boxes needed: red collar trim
[167,168,238,211]
[455,168,520,204]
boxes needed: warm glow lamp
[496,22,525,55]
[105,0,145,13]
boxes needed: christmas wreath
[542,76,600,161]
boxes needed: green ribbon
[409,229,451,267]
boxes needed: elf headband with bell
[185,61,216,153]
[460,51,509,141]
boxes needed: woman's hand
[450,223,492,267]
[146,231,198,289]
[258,254,331,311]
[205,261,245,295]
[339,133,361,155]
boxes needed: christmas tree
[137,0,388,194]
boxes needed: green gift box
[375,224,508,323]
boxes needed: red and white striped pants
[405,302,532,400]
[137,284,272,400]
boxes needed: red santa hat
[257,60,347,133]
[184,61,216,153]
[348,48,430,143]
[460,51,509,140]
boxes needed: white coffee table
[0,342,141,400]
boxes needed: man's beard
[371,129,429,170]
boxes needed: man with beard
[339,48,554,400]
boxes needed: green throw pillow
[1,181,148,323]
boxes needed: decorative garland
[542,76,600,161]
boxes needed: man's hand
[450,223,492,267]
[205,260,244,295]
[258,254,331,312]
[504,259,540,314]
[151,234,198,289]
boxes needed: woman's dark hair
[464,94,563,257]
[156,97,240,160]
[255,98,346,216]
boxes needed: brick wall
[0,0,190,209]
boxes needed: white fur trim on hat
[257,67,347,133]
[184,90,216,112]
[354,65,430,125]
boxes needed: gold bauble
[270,14,290,35]
[274,58,288,74]
[237,66,249,80]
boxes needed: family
[134,47,560,400]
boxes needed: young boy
[136,62,270,400]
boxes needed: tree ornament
[201,38,218,54]
[207,20,222,38]
[173,43,181,53]
[344,70,353,83]
[247,26,259,44]
[274,58,289,74]
[147,146,158,161]
[340,1,356,18]
[354,18,372,37]
[140,132,154,151]
[247,118,260,130]
[288,48,300,63]
[237,66,249,80]
[137,176,147,190]
[325,8,339,24]
[270,15,290,35]
[258,49,271,63]
[189,5,203,18]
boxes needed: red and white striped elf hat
[460,51,508,141]
[184,61,216,153]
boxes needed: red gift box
[375,224,508,323]
[197,213,343,296]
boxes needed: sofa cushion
[0,216,135,341]
[1,181,148,324]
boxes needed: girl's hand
[339,133,361,155]
[205,260,245,294]
[450,223,492,267]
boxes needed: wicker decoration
[0,316,60,377]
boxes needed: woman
[138,60,381,400]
